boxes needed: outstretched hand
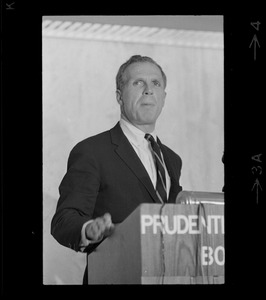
[85,213,115,242]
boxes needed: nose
[143,83,153,95]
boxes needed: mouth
[141,102,155,106]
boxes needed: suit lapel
[110,123,161,204]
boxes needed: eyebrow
[132,76,163,82]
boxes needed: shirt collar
[119,117,157,147]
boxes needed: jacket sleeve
[50,143,100,252]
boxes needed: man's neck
[120,115,155,134]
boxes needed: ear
[116,90,123,106]
[162,91,167,107]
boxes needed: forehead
[124,62,163,80]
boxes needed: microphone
[176,191,224,205]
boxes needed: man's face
[117,62,166,130]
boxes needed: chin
[138,120,156,128]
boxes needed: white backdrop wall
[43,25,224,284]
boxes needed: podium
[88,193,224,284]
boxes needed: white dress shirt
[79,118,171,250]
[119,117,171,196]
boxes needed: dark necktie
[145,134,167,203]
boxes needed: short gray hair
[116,55,167,92]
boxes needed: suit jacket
[51,122,182,254]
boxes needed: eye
[153,80,161,87]
[133,80,144,86]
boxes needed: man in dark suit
[51,55,182,284]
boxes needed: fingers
[101,213,115,236]
[86,213,114,242]
[88,219,104,241]
[103,213,112,227]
